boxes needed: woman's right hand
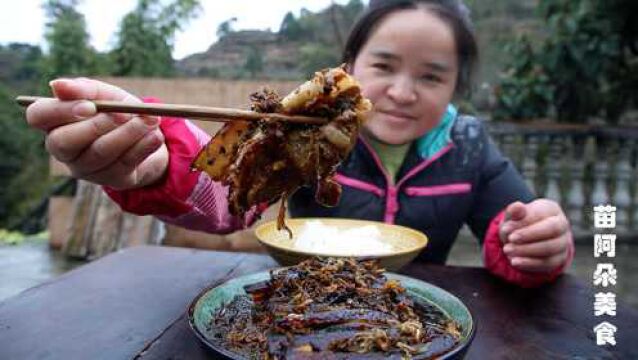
[26,78,169,190]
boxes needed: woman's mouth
[377,110,416,124]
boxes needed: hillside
[177,30,303,80]
[176,1,364,80]
[176,0,542,85]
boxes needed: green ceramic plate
[189,271,475,359]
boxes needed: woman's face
[352,8,459,145]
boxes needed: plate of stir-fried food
[189,258,475,360]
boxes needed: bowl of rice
[255,218,428,271]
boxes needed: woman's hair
[342,0,478,97]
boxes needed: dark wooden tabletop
[0,246,636,360]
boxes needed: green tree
[279,12,303,41]
[111,0,201,76]
[343,0,364,19]
[243,46,263,79]
[0,44,47,230]
[0,84,53,229]
[297,8,321,43]
[0,44,43,93]
[2,1,90,231]
[495,0,638,123]
[216,17,237,39]
[299,44,340,77]
[42,0,99,79]
[0,85,26,226]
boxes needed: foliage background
[494,0,638,123]
[0,0,200,231]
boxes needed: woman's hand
[499,199,572,273]
[26,78,169,190]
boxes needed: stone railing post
[566,135,587,235]
[545,135,564,204]
[590,137,610,207]
[522,134,539,196]
[613,137,632,233]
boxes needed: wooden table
[1,246,636,359]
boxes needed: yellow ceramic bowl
[255,218,428,271]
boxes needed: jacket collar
[416,104,457,160]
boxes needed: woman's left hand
[499,199,572,273]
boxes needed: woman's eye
[420,73,441,83]
[371,63,392,72]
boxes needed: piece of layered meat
[191,66,371,233]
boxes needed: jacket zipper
[356,137,455,224]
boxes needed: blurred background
[0,0,637,306]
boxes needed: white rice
[292,220,393,256]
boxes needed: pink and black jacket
[105,114,574,288]
[293,115,530,262]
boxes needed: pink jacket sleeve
[103,114,263,234]
[482,209,575,288]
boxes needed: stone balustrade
[487,122,638,242]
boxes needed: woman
[26,0,573,287]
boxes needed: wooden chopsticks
[15,96,328,125]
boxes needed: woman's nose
[386,76,417,104]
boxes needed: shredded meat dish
[191,66,372,234]
[208,258,462,359]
